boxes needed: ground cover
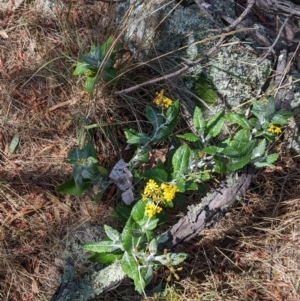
[0,1,300,300]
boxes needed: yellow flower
[268,125,282,135]
[161,183,179,202]
[142,180,179,204]
[142,179,160,200]
[144,203,162,217]
[153,90,173,108]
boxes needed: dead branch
[115,35,226,95]
[255,0,300,18]
[223,0,256,32]
[259,16,291,63]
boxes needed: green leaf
[84,76,98,96]
[173,193,186,209]
[142,168,168,183]
[266,153,279,164]
[140,265,153,286]
[80,55,99,69]
[254,161,275,168]
[206,110,225,137]
[81,169,93,179]
[88,252,123,264]
[233,128,250,142]
[265,97,275,117]
[124,129,151,144]
[172,144,191,174]
[82,240,123,253]
[166,100,180,120]
[154,253,187,266]
[227,154,252,171]
[193,106,206,132]
[223,140,256,158]
[145,229,154,242]
[73,62,91,76]
[157,232,169,244]
[121,251,147,293]
[131,201,146,222]
[68,142,96,162]
[251,139,266,159]
[253,152,279,168]
[251,101,268,125]
[8,134,19,155]
[130,229,144,237]
[130,145,152,165]
[121,251,138,280]
[175,176,186,193]
[55,179,89,196]
[155,117,179,142]
[138,217,159,231]
[133,272,146,294]
[192,74,218,105]
[226,112,249,129]
[100,36,114,60]
[164,201,174,208]
[185,181,198,191]
[214,157,227,173]
[176,133,199,142]
[122,217,141,251]
[203,145,220,155]
[271,111,294,125]
[248,117,261,130]
[104,225,121,242]
[112,203,132,224]
[90,44,101,61]
[253,153,279,168]
[148,238,158,254]
[146,106,164,132]
[102,67,118,83]
[169,253,188,265]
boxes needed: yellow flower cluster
[142,179,179,217]
[144,203,162,217]
[153,90,173,108]
[142,179,159,201]
[268,125,282,135]
[142,179,179,203]
[161,183,179,202]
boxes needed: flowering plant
[83,178,186,295]
[57,91,294,296]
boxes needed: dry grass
[0,1,300,301]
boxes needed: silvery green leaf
[104,225,121,242]
[148,238,158,254]
[8,134,19,155]
[82,240,123,253]
[157,232,169,244]
[251,139,266,159]
[193,106,206,132]
[146,105,163,132]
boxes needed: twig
[90,0,127,3]
[193,0,222,31]
[259,16,291,63]
[223,0,256,32]
[115,35,226,95]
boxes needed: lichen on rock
[116,0,272,113]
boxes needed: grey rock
[116,0,272,113]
